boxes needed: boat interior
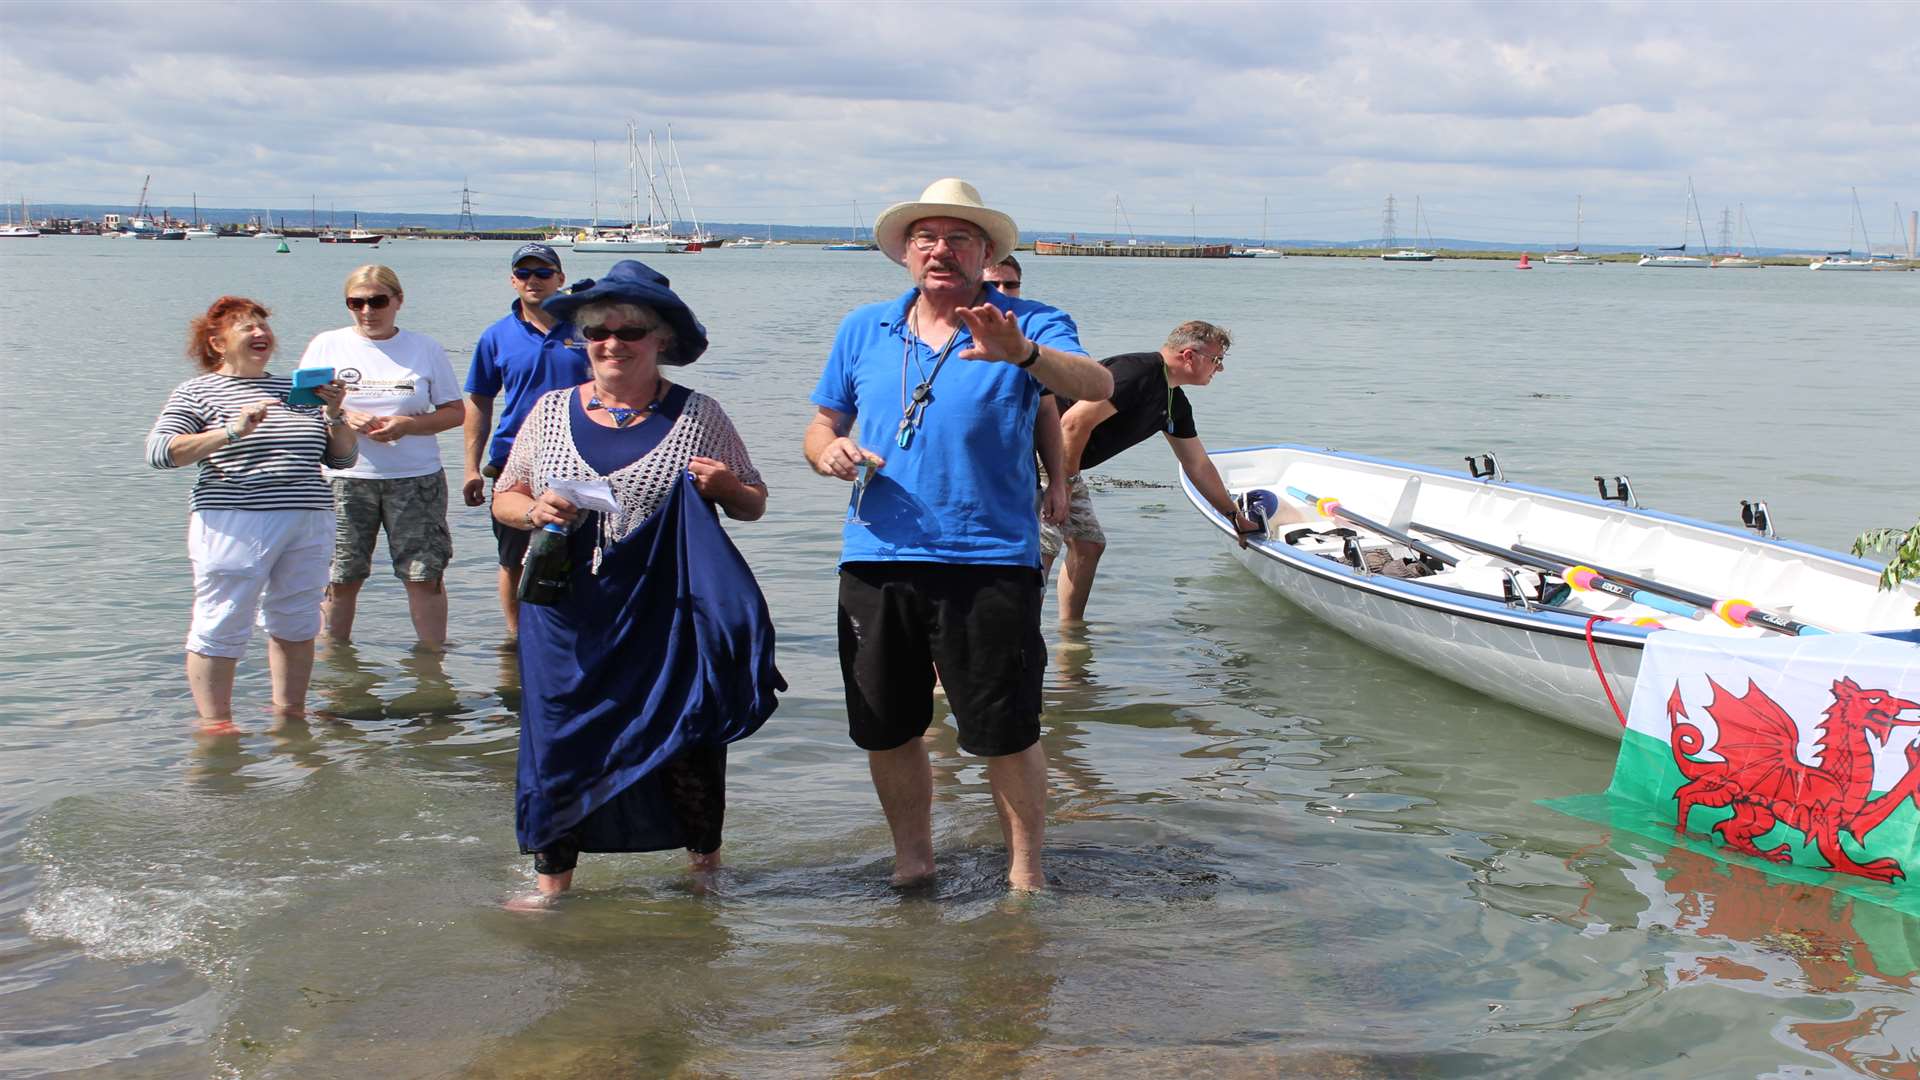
[1208,446,1920,636]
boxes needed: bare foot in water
[504,892,559,912]
[890,866,937,890]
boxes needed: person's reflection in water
[186,700,327,792]
[473,900,736,1074]
[311,639,387,721]
[387,646,461,721]
[827,903,1058,1075]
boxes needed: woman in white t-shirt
[298,265,465,649]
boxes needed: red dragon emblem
[1669,677,1920,882]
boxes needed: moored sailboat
[824,201,878,250]
[1542,196,1601,265]
[1638,179,1712,267]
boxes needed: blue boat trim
[1210,443,1884,573]
[1179,469,1652,648]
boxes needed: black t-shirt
[1059,352,1197,471]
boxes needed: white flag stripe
[1626,633,1920,791]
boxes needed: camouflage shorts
[1038,471,1105,562]
[329,471,453,583]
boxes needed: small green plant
[1853,520,1920,615]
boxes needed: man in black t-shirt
[1043,320,1280,621]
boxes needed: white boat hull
[1225,537,1646,739]
[1542,255,1601,266]
[573,237,686,253]
[1638,255,1710,268]
[1183,445,1920,740]
[1809,258,1876,271]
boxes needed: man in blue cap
[804,178,1113,892]
[461,242,591,635]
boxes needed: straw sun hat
[872,178,1019,266]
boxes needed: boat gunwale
[1180,443,1902,645]
[1180,462,1653,648]
[1209,442,1889,573]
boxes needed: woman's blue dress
[515,471,784,854]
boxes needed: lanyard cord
[900,303,963,433]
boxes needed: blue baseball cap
[512,242,562,270]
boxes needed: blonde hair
[1165,320,1231,354]
[343,264,403,299]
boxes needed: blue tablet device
[287,367,334,407]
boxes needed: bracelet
[521,506,536,530]
[1016,341,1040,369]
[326,412,348,427]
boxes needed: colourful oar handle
[1713,599,1827,636]
[1566,565,1700,618]
[1285,486,1342,517]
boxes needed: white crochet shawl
[499,386,762,562]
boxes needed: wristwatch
[1016,341,1040,369]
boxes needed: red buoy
[1517,253,1532,269]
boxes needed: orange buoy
[1516,252,1532,269]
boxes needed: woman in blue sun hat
[490,260,783,908]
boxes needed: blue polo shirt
[811,287,1087,566]
[465,301,592,469]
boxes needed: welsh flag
[1555,630,1920,915]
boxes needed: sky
[3,0,1917,249]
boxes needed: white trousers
[186,509,334,658]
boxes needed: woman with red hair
[146,296,358,725]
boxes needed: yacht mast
[668,125,704,239]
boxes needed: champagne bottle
[517,523,572,606]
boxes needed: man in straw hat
[804,178,1113,891]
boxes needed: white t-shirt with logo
[297,327,462,480]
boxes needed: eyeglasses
[1186,346,1226,368]
[579,324,657,342]
[908,230,984,252]
[513,266,558,280]
[345,294,392,311]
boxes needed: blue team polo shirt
[465,301,592,469]
[810,286,1088,567]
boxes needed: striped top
[146,373,358,512]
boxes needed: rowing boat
[1181,445,1920,739]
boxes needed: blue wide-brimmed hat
[542,259,708,366]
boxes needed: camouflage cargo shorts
[1038,471,1105,562]
[329,471,453,583]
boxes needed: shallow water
[2,239,1917,1078]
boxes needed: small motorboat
[1183,445,1920,740]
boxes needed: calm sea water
[2,239,1917,1078]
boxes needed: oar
[1284,487,1457,567]
[1413,521,1825,636]
[1509,541,1823,637]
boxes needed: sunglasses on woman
[512,266,558,280]
[579,324,657,342]
[345,294,392,311]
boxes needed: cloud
[2,0,1914,246]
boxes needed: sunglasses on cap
[579,324,658,343]
[345,294,392,311]
[513,266,558,280]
